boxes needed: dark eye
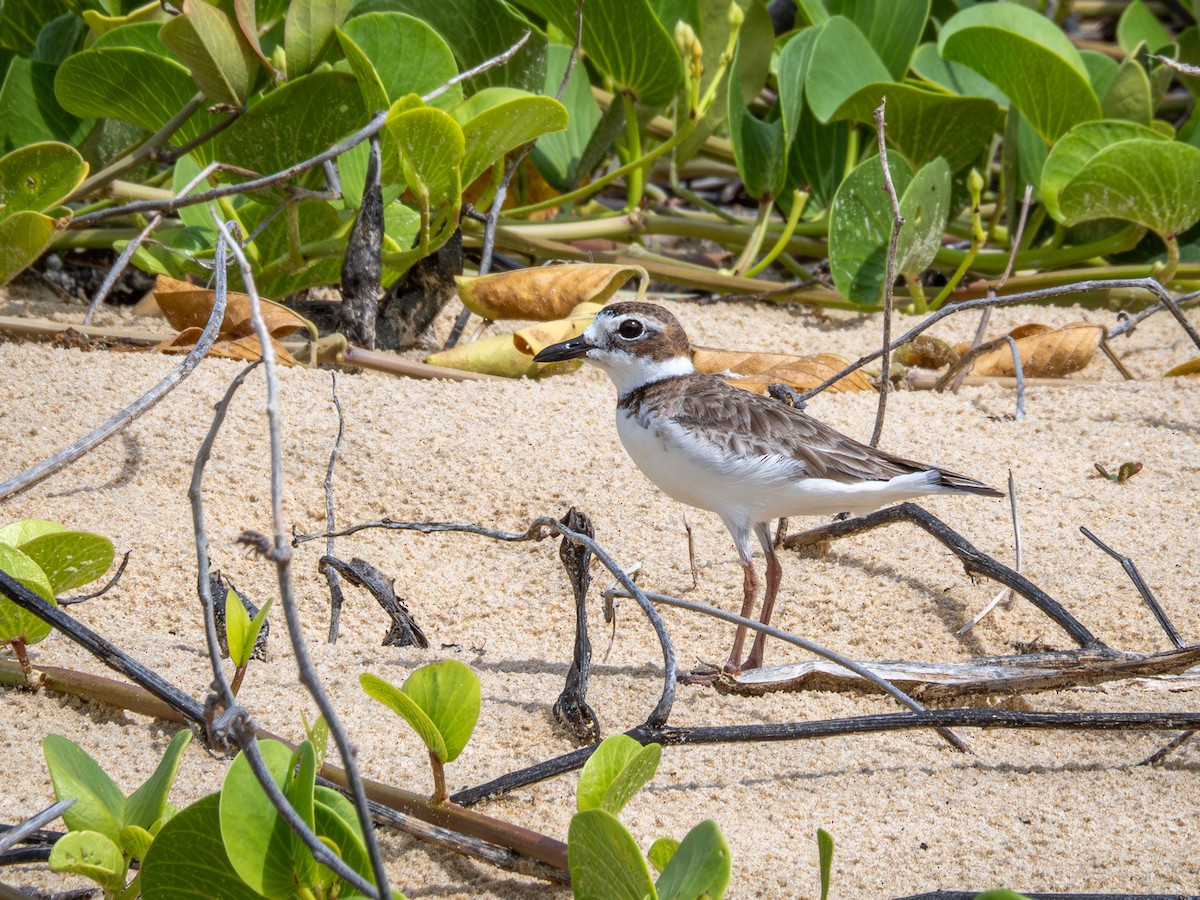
[617,319,644,340]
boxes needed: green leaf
[285,741,319,888]
[34,13,85,67]
[142,793,264,899]
[18,531,113,594]
[1058,139,1200,236]
[0,209,57,287]
[119,823,156,861]
[568,808,657,900]
[828,150,912,304]
[360,671,447,761]
[727,42,785,200]
[125,730,193,832]
[314,787,371,892]
[0,541,57,644]
[1117,0,1173,55]
[285,0,352,79]
[805,16,891,124]
[1100,55,1153,126]
[784,103,850,211]
[777,27,816,152]
[224,588,253,667]
[302,711,331,770]
[648,837,679,875]
[339,12,460,110]
[348,0,547,94]
[817,828,834,900]
[0,142,88,216]
[455,87,568,188]
[910,43,1009,108]
[938,3,1100,142]
[220,739,301,899]
[1041,120,1168,223]
[531,42,603,190]
[48,829,128,893]
[0,0,70,56]
[387,102,464,251]
[972,893,1035,900]
[0,518,66,548]
[159,0,260,106]
[576,734,661,816]
[392,660,479,761]
[0,55,92,152]
[518,0,683,106]
[827,0,929,80]
[833,83,1002,170]
[1082,49,1120,100]
[654,819,731,900]
[219,70,365,178]
[894,156,952,279]
[43,735,126,845]
[54,46,222,162]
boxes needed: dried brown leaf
[966,323,1102,378]
[692,347,875,394]
[152,274,314,339]
[156,327,298,365]
[455,264,646,321]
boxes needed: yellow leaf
[692,347,875,393]
[965,323,1103,377]
[455,264,646,321]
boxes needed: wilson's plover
[535,302,1002,674]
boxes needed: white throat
[585,349,695,397]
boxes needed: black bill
[533,336,595,363]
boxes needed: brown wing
[647,374,1000,494]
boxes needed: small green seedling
[43,730,192,898]
[224,587,272,696]
[816,828,834,900]
[141,737,404,900]
[0,518,114,681]
[1094,461,1142,483]
[359,660,481,804]
[973,892,1034,900]
[567,734,732,900]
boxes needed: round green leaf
[727,38,786,201]
[1101,56,1153,126]
[0,541,57,643]
[647,836,679,875]
[387,103,464,247]
[0,56,93,151]
[1041,120,1168,224]
[219,70,366,178]
[910,43,1009,108]
[339,13,460,110]
[0,210,57,287]
[1117,0,1173,55]
[833,82,1002,171]
[0,518,66,547]
[48,829,128,893]
[125,729,193,833]
[531,42,603,191]
[18,530,113,594]
[360,671,447,761]
[805,16,892,125]
[938,3,1101,142]
[828,150,913,305]
[519,0,682,106]
[0,142,85,215]
[568,809,656,900]
[1059,139,1200,236]
[159,0,260,106]
[43,734,126,844]
[454,88,567,188]
[654,819,731,900]
[219,739,303,899]
[141,793,263,899]
[401,660,480,763]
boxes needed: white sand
[1,295,1199,898]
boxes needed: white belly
[615,409,945,523]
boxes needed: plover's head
[534,302,696,396]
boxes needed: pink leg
[723,560,758,674]
[743,545,782,670]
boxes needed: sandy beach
[2,291,1199,898]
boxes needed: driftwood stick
[1080,526,1183,650]
[783,503,1104,650]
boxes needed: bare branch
[869,98,901,448]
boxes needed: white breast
[615,409,949,523]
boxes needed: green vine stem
[1157,232,1180,283]
[622,92,646,211]
[730,197,775,275]
[746,190,808,278]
